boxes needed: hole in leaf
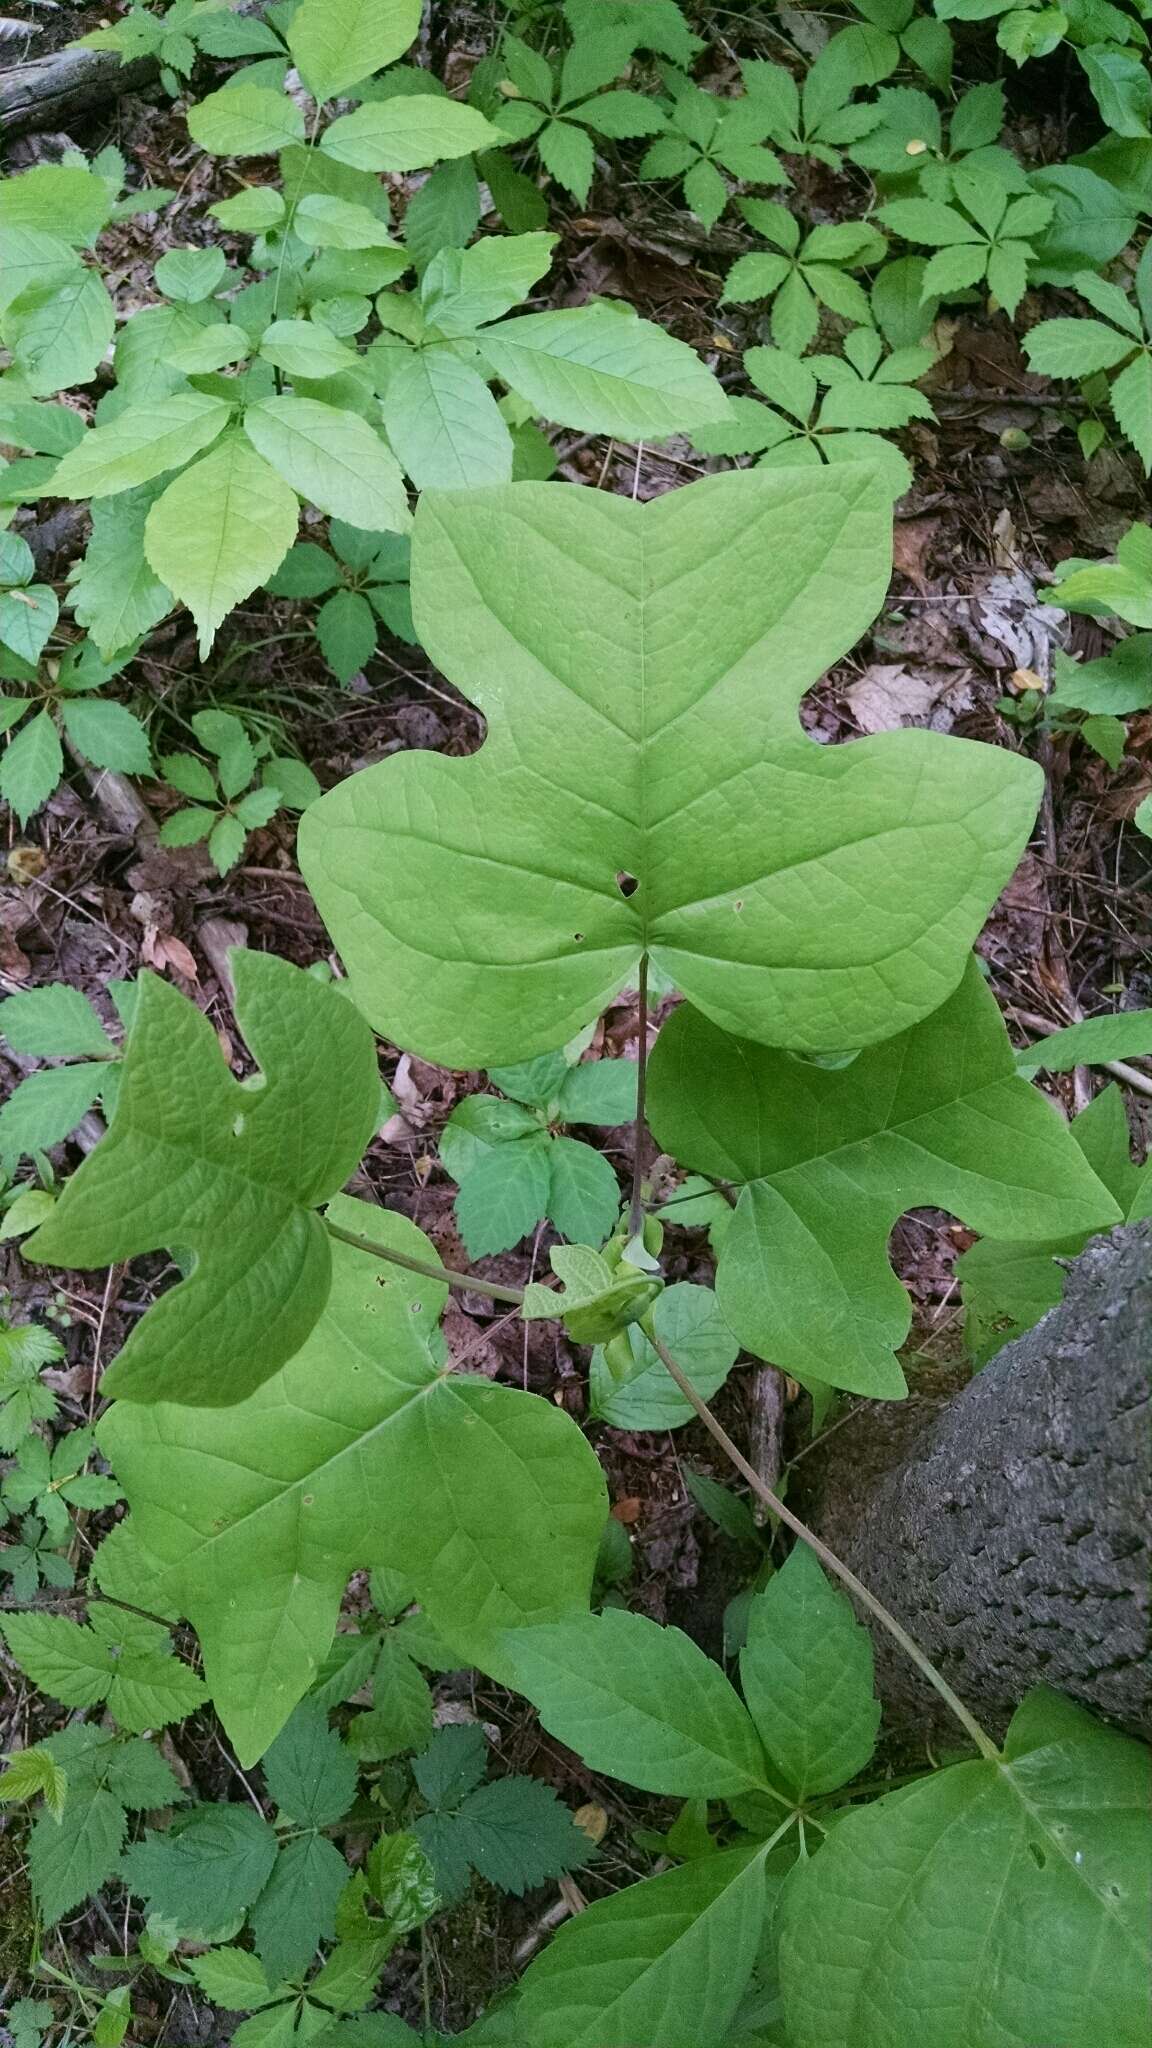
[615,871,639,897]
[572,932,585,943]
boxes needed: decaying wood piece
[0,48,159,141]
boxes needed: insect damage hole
[615,870,639,897]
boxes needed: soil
[1,4,1150,2040]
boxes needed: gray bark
[804,1222,1151,1740]
[0,49,159,139]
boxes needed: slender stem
[627,951,650,1241]
[325,1220,526,1306]
[646,1331,1000,1762]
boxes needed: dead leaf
[892,517,939,593]
[611,1496,642,1525]
[574,1802,609,1845]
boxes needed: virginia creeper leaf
[97,1202,608,1762]
[300,470,1041,1067]
[777,1689,1152,2046]
[26,951,379,1406]
[646,958,1120,1396]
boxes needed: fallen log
[0,47,159,141]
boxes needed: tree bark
[0,49,160,140]
[801,1222,1151,1741]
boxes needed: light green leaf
[506,1607,769,1796]
[0,1065,102,1159]
[50,394,233,499]
[1110,353,1152,472]
[420,232,557,336]
[162,322,251,373]
[517,1845,772,2047]
[1016,1009,1152,1074]
[0,1606,206,1731]
[299,470,1040,1068]
[455,1136,552,1256]
[294,193,406,252]
[588,1280,739,1430]
[379,349,514,488]
[0,711,64,828]
[1022,315,1136,379]
[777,1689,1152,2046]
[98,1201,607,1762]
[555,1058,637,1125]
[68,487,174,659]
[154,246,228,303]
[187,85,306,157]
[0,165,112,245]
[477,304,731,439]
[288,0,422,102]
[0,581,57,665]
[347,1635,434,1759]
[258,318,360,379]
[185,1949,279,2012]
[210,186,287,233]
[26,953,379,1407]
[144,431,300,658]
[60,699,152,775]
[647,958,1120,1397]
[741,1546,879,1796]
[0,1187,58,1237]
[546,1136,620,1244]
[0,984,110,1057]
[0,227,78,318]
[244,396,410,532]
[2,267,114,396]
[317,588,378,681]
[321,98,505,173]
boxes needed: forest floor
[1,3,1150,2040]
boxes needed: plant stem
[627,951,650,1241]
[646,1331,1000,1762]
[324,1219,526,1307]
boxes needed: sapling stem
[645,1330,1001,1763]
[627,951,650,1242]
[324,1219,527,1306]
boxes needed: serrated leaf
[537,118,596,202]
[0,1063,102,1158]
[403,158,482,270]
[517,1845,772,2048]
[451,1775,588,1895]
[263,1705,358,1827]
[347,1634,434,1759]
[777,1690,1152,2047]
[1110,352,1152,471]
[61,699,152,775]
[647,958,1119,1396]
[122,1805,279,1927]
[185,1949,279,2012]
[299,469,1040,1068]
[252,1831,351,1984]
[188,85,306,157]
[144,431,299,658]
[477,304,730,440]
[1023,315,1135,378]
[288,0,421,101]
[30,1786,126,1926]
[455,1137,552,1256]
[258,319,359,379]
[318,589,378,681]
[26,952,379,1406]
[420,232,556,336]
[506,1607,770,1797]
[588,1280,739,1430]
[546,1136,620,1244]
[741,1547,879,1796]
[379,349,514,488]
[414,1723,489,1811]
[244,396,410,532]
[0,582,57,664]
[97,1201,607,1762]
[321,98,504,173]
[68,488,174,659]
[0,984,110,1057]
[295,193,406,254]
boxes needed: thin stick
[325,1220,526,1307]
[646,1330,1000,1761]
[628,952,650,1241]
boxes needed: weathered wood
[802,1223,1152,1740]
[0,47,159,141]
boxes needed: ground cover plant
[1,1,1151,2045]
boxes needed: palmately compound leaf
[97,1201,607,1764]
[740,1546,879,1798]
[646,957,1119,1397]
[777,1688,1152,2047]
[25,952,379,1407]
[517,1844,774,2048]
[300,470,1041,1068]
[504,1607,771,1798]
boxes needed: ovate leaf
[646,959,1119,1396]
[144,431,300,657]
[379,350,514,488]
[740,1547,879,1797]
[288,0,421,100]
[98,1202,607,1762]
[188,85,306,157]
[68,487,174,658]
[505,1607,770,1797]
[517,1845,773,2048]
[0,711,64,827]
[477,304,731,439]
[321,99,505,173]
[26,952,379,1406]
[777,1689,1152,2047]
[299,469,1041,1067]
[50,395,233,499]
[245,396,410,532]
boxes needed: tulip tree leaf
[646,958,1121,1397]
[97,1201,608,1764]
[25,952,380,1408]
[777,1688,1152,2047]
[300,470,1042,1069]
